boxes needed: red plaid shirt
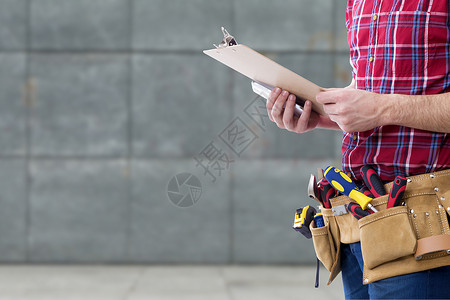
[342,0,450,182]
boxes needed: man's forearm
[383,92,450,133]
[316,87,450,133]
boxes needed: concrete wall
[0,0,350,263]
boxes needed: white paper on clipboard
[251,81,303,117]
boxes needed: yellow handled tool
[324,166,378,213]
[293,205,312,229]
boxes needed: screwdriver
[324,166,378,213]
[346,202,371,220]
[314,213,325,227]
[360,165,386,197]
[386,176,408,208]
[318,178,336,209]
[359,185,375,198]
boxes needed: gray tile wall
[0,0,350,263]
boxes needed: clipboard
[203,29,326,116]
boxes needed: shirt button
[373,14,378,21]
[369,56,374,62]
[352,135,357,140]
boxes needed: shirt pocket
[386,11,448,77]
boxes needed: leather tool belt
[310,169,450,285]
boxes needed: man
[267,0,450,299]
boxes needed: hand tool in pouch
[387,176,408,208]
[360,165,386,197]
[313,213,325,288]
[359,185,375,198]
[293,206,316,239]
[314,213,325,227]
[346,202,371,220]
[324,166,379,213]
[308,174,323,205]
[318,178,337,209]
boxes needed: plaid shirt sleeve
[342,0,450,182]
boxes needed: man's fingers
[317,91,336,114]
[267,87,281,121]
[267,87,281,110]
[283,95,297,130]
[272,90,289,127]
[295,101,312,132]
[272,90,289,114]
[316,91,336,105]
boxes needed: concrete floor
[0,265,344,300]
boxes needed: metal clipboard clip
[213,27,238,49]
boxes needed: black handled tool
[360,165,386,198]
[324,166,378,213]
[318,178,337,209]
[387,176,408,208]
[359,185,375,198]
[346,202,372,220]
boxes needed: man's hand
[267,88,339,132]
[316,87,387,132]
[268,80,450,134]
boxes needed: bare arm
[386,92,450,133]
[316,88,450,133]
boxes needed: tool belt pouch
[309,170,450,285]
[358,206,417,269]
[330,197,361,243]
[311,220,335,271]
[310,207,342,283]
[358,170,450,284]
